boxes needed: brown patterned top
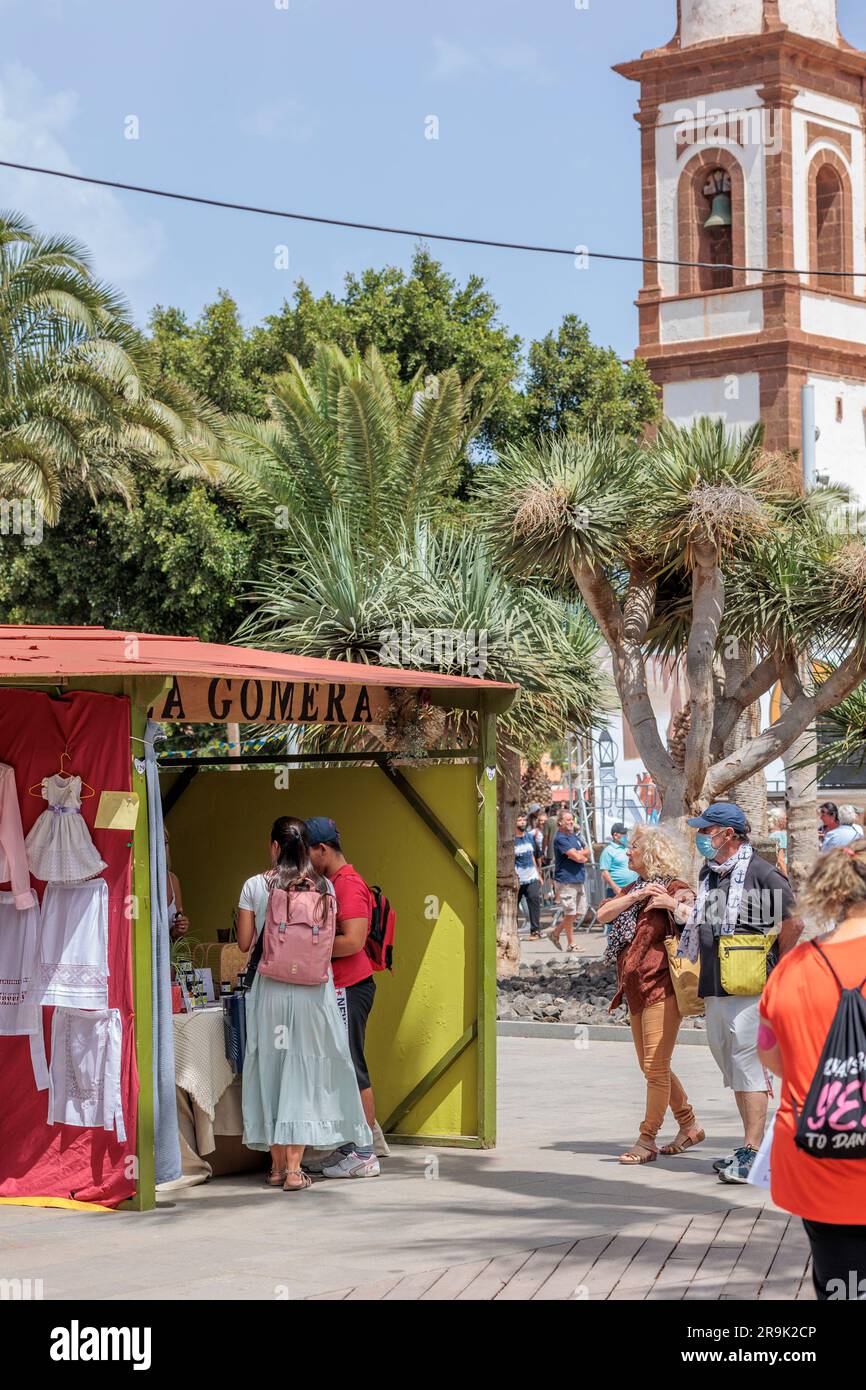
[610,878,691,1016]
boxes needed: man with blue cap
[680,801,802,1184]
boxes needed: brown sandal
[266,1169,288,1187]
[659,1127,705,1156]
[283,1171,313,1192]
[618,1142,658,1165]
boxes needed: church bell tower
[615,0,866,493]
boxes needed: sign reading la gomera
[150,676,390,726]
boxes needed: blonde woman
[595,825,702,1165]
[757,842,866,1300]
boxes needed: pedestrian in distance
[548,809,589,952]
[598,822,638,901]
[514,811,543,939]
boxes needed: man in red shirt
[305,816,380,1178]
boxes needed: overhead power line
[0,157,855,280]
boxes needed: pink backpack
[257,879,336,986]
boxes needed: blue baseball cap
[305,816,341,848]
[686,802,748,835]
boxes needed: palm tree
[0,211,222,523]
[215,341,488,539]
[476,417,866,867]
[238,517,610,973]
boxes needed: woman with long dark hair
[236,816,371,1192]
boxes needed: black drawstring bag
[792,942,866,1160]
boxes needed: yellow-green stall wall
[160,764,482,1140]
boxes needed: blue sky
[1,0,864,362]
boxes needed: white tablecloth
[172,1006,234,1119]
[159,1007,244,1189]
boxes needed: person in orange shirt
[758,842,866,1301]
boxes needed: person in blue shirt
[514,812,542,937]
[549,810,589,951]
[599,823,639,899]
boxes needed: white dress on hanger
[45,1007,126,1142]
[29,878,109,1008]
[25,774,107,883]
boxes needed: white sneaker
[322,1152,381,1179]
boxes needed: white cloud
[430,38,481,81]
[0,63,164,298]
[430,35,556,86]
[240,98,316,144]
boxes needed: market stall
[0,625,513,1211]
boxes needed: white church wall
[808,373,866,499]
[663,372,761,428]
[802,293,866,345]
[660,288,763,343]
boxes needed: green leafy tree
[149,251,659,458]
[522,314,660,440]
[0,469,254,642]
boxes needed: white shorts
[704,995,770,1093]
[558,884,588,918]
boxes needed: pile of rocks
[497,954,706,1030]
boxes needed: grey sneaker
[712,1152,737,1173]
[718,1146,758,1184]
[301,1149,340,1175]
[322,1152,381,1179]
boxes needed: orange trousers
[629,993,696,1145]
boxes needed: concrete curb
[497,1020,709,1044]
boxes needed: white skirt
[25,807,106,883]
[29,879,109,1009]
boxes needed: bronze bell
[704,192,733,230]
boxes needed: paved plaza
[0,1034,809,1301]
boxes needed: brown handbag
[665,936,704,1018]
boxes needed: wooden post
[477,699,497,1147]
[126,694,156,1210]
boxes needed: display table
[159,1005,264,1189]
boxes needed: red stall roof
[0,626,516,709]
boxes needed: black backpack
[792,942,866,1160]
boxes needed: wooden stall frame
[0,639,512,1210]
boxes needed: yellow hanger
[27,745,96,800]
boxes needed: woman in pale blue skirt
[236,816,371,1192]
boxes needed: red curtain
[0,688,138,1206]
